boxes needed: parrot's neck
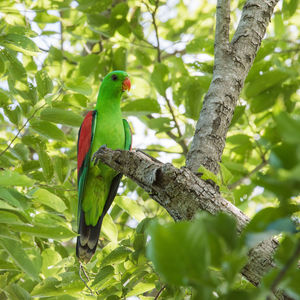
[95,86,122,114]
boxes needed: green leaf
[9,223,76,240]
[1,34,39,56]
[198,165,221,186]
[33,188,67,213]
[274,13,284,37]
[146,213,241,287]
[115,196,145,222]
[11,143,29,161]
[230,105,246,127]
[113,47,127,70]
[126,282,156,297]
[0,187,25,209]
[146,117,172,132]
[30,120,65,141]
[4,283,31,300]
[41,248,62,277]
[0,211,23,224]
[102,213,118,243]
[0,51,5,74]
[135,49,151,66]
[0,170,34,187]
[110,2,129,28]
[37,149,54,181]
[65,77,92,96]
[274,112,300,144]
[79,54,99,76]
[101,246,132,266]
[244,205,299,247]
[122,98,160,116]
[269,143,298,170]
[0,238,39,281]
[4,105,21,126]
[2,49,26,81]
[35,70,53,97]
[245,69,289,98]
[31,274,84,297]
[40,107,83,127]
[151,63,169,95]
[91,265,115,287]
[283,0,299,18]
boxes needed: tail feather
[76,174,123,263]
[76,211,103,263]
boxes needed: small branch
[151,0,161,63]
[143,0,161,62]
[0,103,46,157]
[146,115,188,155]
[154,285,166,300]
[39,47,77,65]
[166,131,189,155]
[268,239,300,300]
[79,263,95,296]
[0,89,63,158]
[164,94,183,138]
[228,160,267,189]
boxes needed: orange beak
[122,77,131,92]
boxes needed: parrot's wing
[122,119,132,150]
[101,119,132,215]
[77,110,97,223]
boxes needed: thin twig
[146,115,188,154]
[151,0,161,62]
[0,103,46,157]
[154,285,166,300]
[0,89,63,158]
[143,0,161,62]
[79,263,94,295]
[228,160,267,189]
[164,94,183,138]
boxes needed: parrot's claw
[92,144,107,166]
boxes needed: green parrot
[76,70,132,263]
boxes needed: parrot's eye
[111,74,118,81]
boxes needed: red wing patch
[77,111,95,174]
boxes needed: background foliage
[0,0,299,299]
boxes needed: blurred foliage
[0,0,299,299]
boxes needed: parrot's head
[101,70,131,96]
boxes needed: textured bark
[186,0,280,174]
[94,148,280,288]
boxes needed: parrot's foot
[92,144,107,166]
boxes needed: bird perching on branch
[76,71,132,263]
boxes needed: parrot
[76,70,132,263]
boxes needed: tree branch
[186,0,280,174]
[93,147,280,288]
